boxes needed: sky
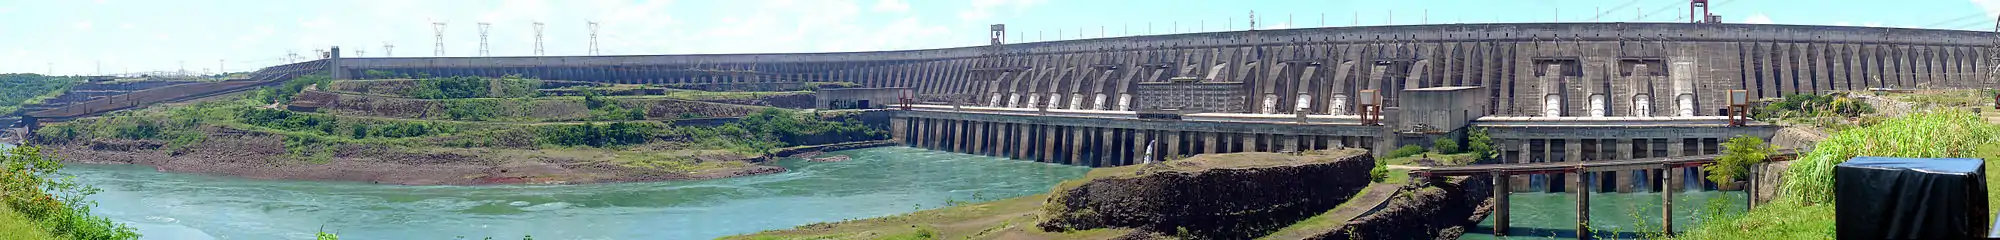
[4,0,2000,76]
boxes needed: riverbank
[42,133,788,185]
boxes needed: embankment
[1037,150,1374,239]
[291,90,762,121]
[1307,175,1495,240]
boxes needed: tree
[1707,135,1776,188]
[1466,127,1496,160]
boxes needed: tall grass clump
[1778,110,2000,204]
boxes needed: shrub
[1432,138,1460,154]
[1369,158,1389,183]
[0,145,142,239]
[1466,127,1495,160]
[1386,145,1425,159]
[1706,135,1776,188]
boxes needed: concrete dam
[34,22,2000,193]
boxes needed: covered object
[1836,157,1988,239]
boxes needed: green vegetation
[1682,109,2000,239]
[1430,138,1459,154]
[1369,157,1389,183]
[1385,145,1424,159]
[1755,92,1874,120]
[660,89,810,101]
[581,91,645,121]
[251,73,332,104]
[802,81,861,91]
[1777,110,2000,204]
[408,76,540,99]
[0,73,82,114]
[1465,127,1495,159]
[0,145,142,239]
[1705,135,1776,188]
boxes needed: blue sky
[3,0,1999,75]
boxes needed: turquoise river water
[48,146,1091,239]
[1,142,1748,240]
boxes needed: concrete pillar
[1515,138,1532,192]
[1241,133,1258,153]
[1203,132,1218,154]
[970,121,986,155]
[1576,171,1591,239]
[1101,128,1117,166]
[1070,127,1086,166]
[1048,124,1064,162]
[1136,130,1152,164]
[1164,131,1182,160]
[1281,134,1299,153]
[953,120,968,154]
[1664,166,1677,236]
[1495,172,1511,236]
[1566,139,1583,193]
[1616,139,1634,193]
[1016,124,1031,160]
[1667,138,1684,191]
[891,117,909,144]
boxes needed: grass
[1679,109,2000,240]
[1255,184,1391,240]
[0,205,60,240]
[1676,201,1837,239]
[1778,110,2000,204]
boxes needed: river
[46,146,1089,240]
[1460,191,1748,239]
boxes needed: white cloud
[1975,0,2000,17]
[72,21,93,31]
[1832,21,1852,26]
[118,23,134,30]
[959,0,1045,22]
[872,0,909,13]
[1742,13,1772,24]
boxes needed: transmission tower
[218,60,224,74]
[383,42,395,57]
[587,21,601,55]
[433,22,448,56]
[356,49,367,57]
[287,51,300,63]
[533,22,546,55]
[478,22,492,56]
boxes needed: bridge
[1412,148,1803,238]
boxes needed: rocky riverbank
[1308,175,1496,240]
[40,131,788,185]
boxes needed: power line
[587,21,601,55]
[433,21,448,56]
[478,22,492,56]
[383,42,395,57]
[533,22,546,56]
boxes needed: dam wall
[324,23,1998,118]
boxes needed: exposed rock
[807,155,850,163]
[1038,150,1373,239]
[1310,175,1495,240]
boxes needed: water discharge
[53,146,1089,239]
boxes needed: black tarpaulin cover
[1836,157,1988,239]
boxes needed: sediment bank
[41,131,789,185]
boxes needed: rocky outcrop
[1039,152,1374,239]
[1310,175,1496,240]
